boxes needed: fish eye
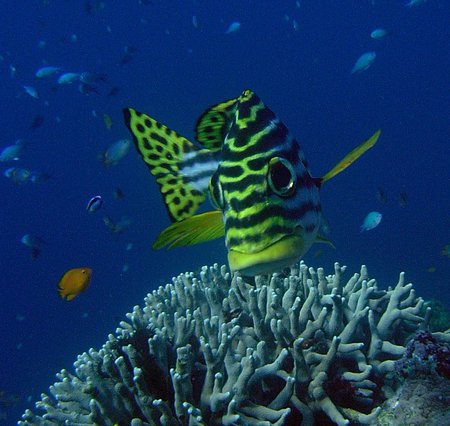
[209,172,224,209]
[268,157,296,197]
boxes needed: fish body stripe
[211,90,321,254]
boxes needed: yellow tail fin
[321,129,381,184]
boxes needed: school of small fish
[0,0,433,303]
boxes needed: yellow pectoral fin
[153,210,225,249]
[321,129,381,184]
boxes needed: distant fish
[103,113,113,130]
[99,139,131,166]
[35,66,61,79]
[107,86,120,96]
[225,21,241,34]
[399,191,408,207]
[86,195,103,213]
[360,211,382,232]
[370,28,390,40]
[4,167,31,184]
[79,72,107,85]
[23,85,39,99]
[103,215,131,233]
[113,187,125,200]
[441,244,450,258]
[119,46,139,66]
[405,0,426,7]
[78,82,99,95]
[29,171,52,184]
[29,115,45,130]
[57,72,80,85]
[192,15,199,29]
[57,267,92,301]
[351,51,376,74]
[0,139,27,162]
[9,64,17,79]
[376,186,387,204]
[21,234,47,259]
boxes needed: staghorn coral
[19,262,448,426]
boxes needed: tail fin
[124,108,216,222]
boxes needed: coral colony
[20,262,449,425]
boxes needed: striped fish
[123,89,380,276]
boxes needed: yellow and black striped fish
[123,89,380,276]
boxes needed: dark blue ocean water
[0,1,449,422]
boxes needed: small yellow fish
[57,268,92,301]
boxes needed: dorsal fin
[124,108,210,222]
[195,96,239,151]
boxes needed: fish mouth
[228,233,305,276]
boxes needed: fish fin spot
[123,108,207,222]
[195,97,239,151]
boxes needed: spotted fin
[124,108,219,222]
[153,210,225,249]
[321,129,381,184]
[195,96,239,151]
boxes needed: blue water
[1,1,449,422]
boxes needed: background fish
[351,51,377,74]
[0,139,27,162]
[360,211,382,231]
[99,139,131,166]
[57,267,92,301]
[124,89,380,275]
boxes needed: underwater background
[0,0,449,423]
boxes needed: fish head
[209,90,321,275]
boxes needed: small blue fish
[30,171,52,184]
[4,167,31,184]
[23,85,39,99]
[35,66,61,79]
[360,211,382,232]
[21,234,47,259]
[405,0,426,7]
[57,72,80,85]
[86,195,103,213]
[0,139,27,162]
[103,216,131,233]
[351,52,376,74]
[370,28,390,40]
[99,139,131,166]
[225,22,241,34]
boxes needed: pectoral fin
[321,129,381,184]
[153,210,225,249]
[315,234,335,249]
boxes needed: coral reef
[19,262,448,425]
[375,331,450,425]
[395,330,450,379]
[421,299,450,332]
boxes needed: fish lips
[227,231,305,276]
